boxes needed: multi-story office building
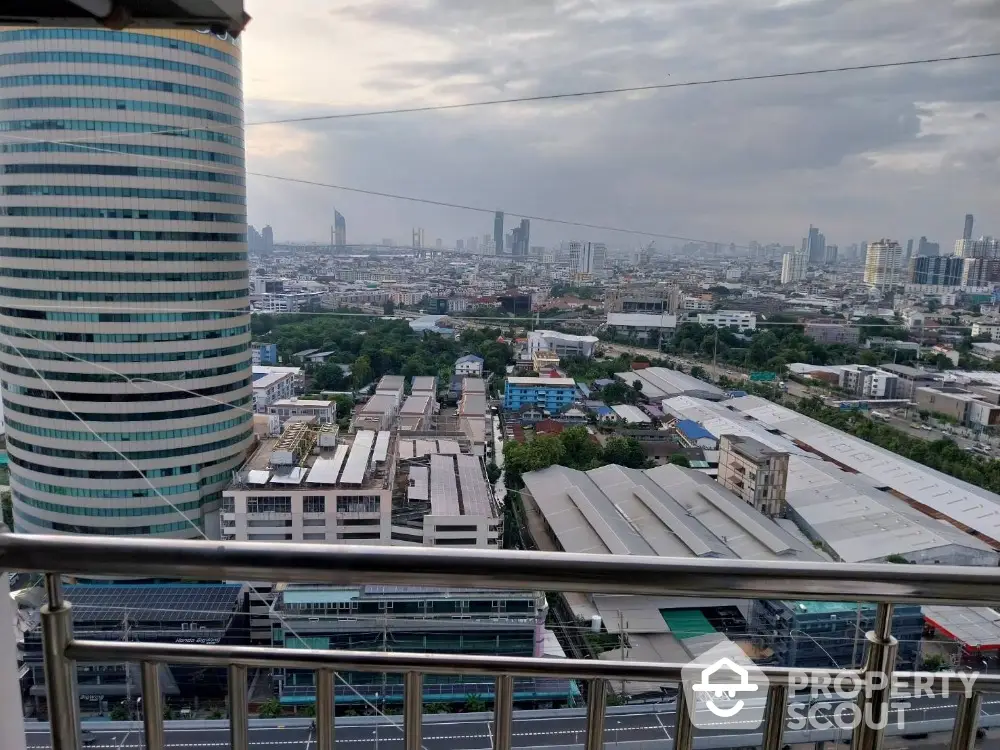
[0,28,253,538]
[863,239,903,290]
[964,213,975,241]
[272,584,557,708]
[909,255,964,286]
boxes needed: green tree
[464,694,486,713]
[110,702,129,721]
[602,437,647,468]
[922,654,948,672]
[352,355,373,390]
[558,426,602,469]
[885,554,909,564]
[690,366,707,380]
[258,698,282,719]
[485,462,502,484]
[1,490,11,530]
[669,454,691,468]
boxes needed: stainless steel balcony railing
[3,531,1000,750]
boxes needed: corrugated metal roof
[726,396,1000,545]
[521,463,821,563]
[785,456,994,562]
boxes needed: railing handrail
[3,531,1000,605]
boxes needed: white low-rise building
[972,321,1000,342]
[252,371,297,413]
[267,398,336,431]
[455,355,485,376]
[527,329,599,358]
[696,310,757,331]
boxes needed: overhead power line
[245,51,1000,127]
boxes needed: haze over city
[241,0,1000,247]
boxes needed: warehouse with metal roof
[726,395,1000,547]
[615,367,725,401]
[785,456,998,565]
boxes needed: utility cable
[1,51,997,145]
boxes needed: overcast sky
[239,0,1000,251]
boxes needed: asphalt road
[24,696,1000,750]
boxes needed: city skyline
[239,1,1000,249]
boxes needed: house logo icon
[681,640,768,730]
[692,657,759,717]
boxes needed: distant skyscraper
[863,239,903,290]
[806,226,826,264]
[824,245,838,265]
[456,239,465,251]
[964,214,975,241]
[568,240,584,270]
[511,219,530,257]
[262,225,274,252]
[905,239,914,260]
[916,236,940,257]
[591,243,607,273]
[334,210,346,248]
[0,28,252,538]
[493,212,504,255]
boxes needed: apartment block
[503,377,577,412]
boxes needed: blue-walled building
[503,377,578,413]
[252,342,278,366]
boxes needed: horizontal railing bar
[4,533,1000,604]
[64,639,1000,692]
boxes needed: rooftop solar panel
[65,584,243,623]
[341,431,376,484]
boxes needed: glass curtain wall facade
[0,28,252,538]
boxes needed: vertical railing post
[850,603,897,750]
[493,675,514,750]
[140,662,165,750]
[0,566,27,750]
[949,691,982,750]
[585,678,607,750]
[404,671,422,750]
[228,664,248,750]
[761,683,788,750]
[315,668,335,750]
[673,688,694,750]
[40,574,80,750]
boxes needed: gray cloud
[243,0,1000,248]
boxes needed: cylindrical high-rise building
[0,28,253,538]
